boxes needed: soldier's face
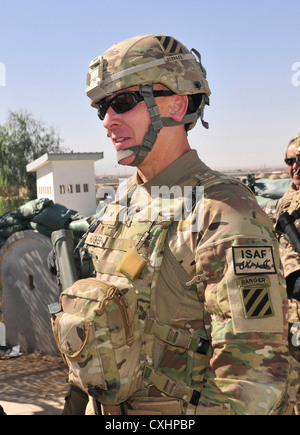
[102,86,149,166]
[102,85,175,166]
[286,142,300,188]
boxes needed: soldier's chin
[293,170,300,187]
[294,168,300,176]
[118,155,136,166]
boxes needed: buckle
[196,338,210,355]
[190,390,200,406]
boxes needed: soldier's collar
[130,149,210,193]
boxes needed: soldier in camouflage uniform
[275,135,300,300]
[64,34,299,415]
[275,135,300,411]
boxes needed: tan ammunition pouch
[51,278,144,405]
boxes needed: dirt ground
[0,353,69,415]
[0,352,299,416]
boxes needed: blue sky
[0,0,299,175]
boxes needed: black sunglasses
[285,157,300,166]
[97,90,175,120]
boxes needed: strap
[161,112,198,127]
[100,403,124,415]
[117,84,164,167]
[143,365,202,406]
[145,318,211,356]
[117,84,202,167]
[100,53,196,88]
[51,313,92,359]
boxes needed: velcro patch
[232,246,276,275]
[237,275,274,319]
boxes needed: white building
[26,152,103,216]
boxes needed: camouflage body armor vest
[84,170,252,414]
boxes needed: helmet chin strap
[116,84,163,167]
[116,84,201,167]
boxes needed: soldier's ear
[170,95,189,122]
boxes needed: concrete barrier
[0,230,61,355]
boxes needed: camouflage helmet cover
[86,34,211,109]
[295,132,300,156]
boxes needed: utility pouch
[51,278,143,405]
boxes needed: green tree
[0,109,68,200]
[0,167,20,214]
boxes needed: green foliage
[0,109,68,200]
[0,197,28,216]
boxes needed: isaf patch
[232,246,276,275]
[237,275,274,319]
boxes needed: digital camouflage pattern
[80,150,298,415]
[86,34,210,131]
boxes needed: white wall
[36,160,97,217]
[36,163,54,201]
[52,160,96,216]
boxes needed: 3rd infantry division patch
[237,275,275,319]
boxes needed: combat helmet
[295,132,300,159]
[86,34,211,166]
